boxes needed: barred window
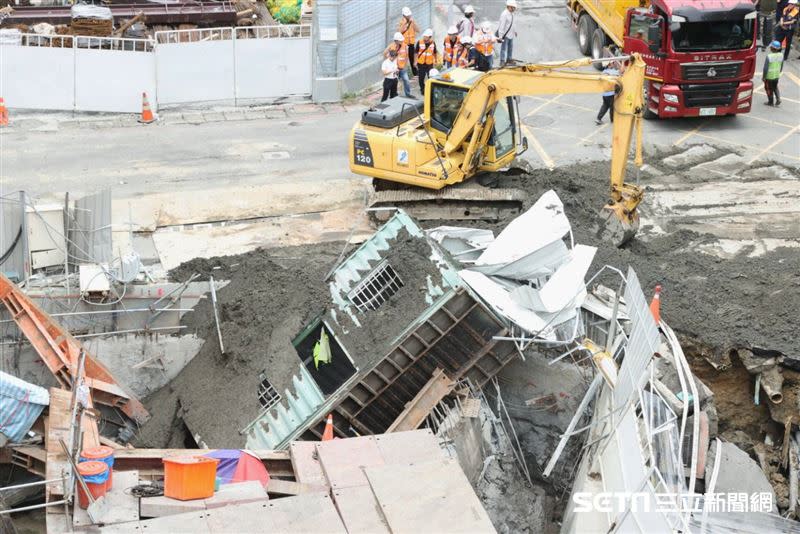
[257,373,281,410]
[347,260,404,312]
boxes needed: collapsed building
[2,184,800,532]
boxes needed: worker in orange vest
[442,26,461,69]
[385,32,413,98]
[475,21,497,72]
[398,6,420,76]
[776,0,799,60]
[415,28,439,95]
[455,36,476,68]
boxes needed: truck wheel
[578,13,596,55]
[591,28,606,70]
[643,83,658,120]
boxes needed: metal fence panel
[155,29,235,105]
[70,190,112,266]
[75,47,155,113]
[0,194,26,281]
[235,35,311,99]
[0,43,74,111]
[614,267,660,410]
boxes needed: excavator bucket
[598,204,639,248]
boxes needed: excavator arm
[443,54,647,245]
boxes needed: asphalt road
[0,2,797,215]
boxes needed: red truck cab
[624,1,758,118]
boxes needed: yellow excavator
[349,53,646,246]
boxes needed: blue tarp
[0,372,49,443]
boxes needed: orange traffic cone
[321,414,334,441]
[0,98,9,127]
[649,284,662,324]
[139,92,155,124]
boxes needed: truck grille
[681,62,742,81]
[680,83,737,108]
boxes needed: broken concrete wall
[3,334,203,399]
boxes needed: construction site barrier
[0,24,311,114]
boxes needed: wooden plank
[94,470,141,525]
[374,430,445,466]
[331,485,390,534]
[139,495,205,519]
[289,441,328,488]
[364,459,496,534]
[315,436,384,490]
[266,478,327,497]
[204,481,268,510]
[387,368,456,433]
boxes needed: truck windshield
[671,20,754,52]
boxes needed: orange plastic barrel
[81,446,115,489]
[163,456,219,501]
[76,461,109,509]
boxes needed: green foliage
[267,0,302,24]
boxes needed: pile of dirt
[460,162,800,361]
[135,242,346,448]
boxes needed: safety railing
[154,24,310,44]
[6,32,153,52]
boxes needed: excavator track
[369,182,527,223]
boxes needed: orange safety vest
[455,45,470,67]
[782,5,799,27]
[443,36,461,63]
[390,42,408,69]
[475,31,494,56]
[399,17,416,45]
[416,39,436,65]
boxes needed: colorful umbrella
[203,449,270,487]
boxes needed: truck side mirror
[648,23,662,53]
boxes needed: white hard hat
[789,0,798,4]
[402,7,412,16]
[430,69,440,77]
[464,5,475,14]
[393,32,404,41]
[481,21,491,32]
[448,25,458,35]
[506,0,517,7]
[461,36,472,44]
[423,28,433,37]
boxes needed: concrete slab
[316,436,385,490]
[705,441,777,513]
[289,441,328,488]
[331,485,390,534]
[662,145,718,168]
[364,458,496,534]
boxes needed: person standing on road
[763,40,784,105]
[398,7,420,76]
[385,32,413,98]
[381,49,399,102]
[475,21,497,71]
[595,62,620,124]
[443,26,461,68]
[497,0,518,66]
[458,5,477,40]
[416,29,439,95]
[776,0,799,59]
